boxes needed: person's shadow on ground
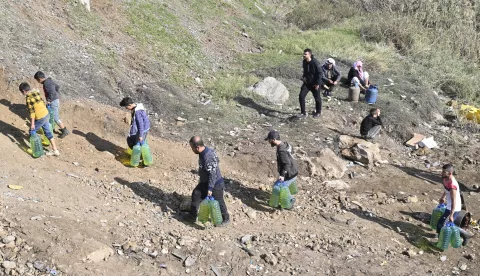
[391,164,475,192]
[234,96,291,119]
[73,129,131,166]
[114,177,204,229]
[0,119,34,156]
[0,99,29,120]
[348,208,440,253]
[224,177,274,213]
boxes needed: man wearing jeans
[34,71,70,138]
[298,49,323,119]
[19,82,60,156]
[360,108,383,141]
[437,164,470,246]
[187,136,230,226]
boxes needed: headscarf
[353,61,364,80]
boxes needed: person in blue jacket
[119,97,150,149]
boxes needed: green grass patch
[125,1,206,85]
[239,25,397,73]
[205,73,259,101]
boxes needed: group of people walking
[18,72,70,156]
[14,51,469,251]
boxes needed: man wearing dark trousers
[298,48,322,119]
[187,136,230,226]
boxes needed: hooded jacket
[42,78,60,102]
[276,142,298,180]
[129,103,150,137]
[302,56,322,86]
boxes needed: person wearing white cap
[320,58,342,97]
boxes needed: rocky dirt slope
[0,85,479,276]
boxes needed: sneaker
[59,128,70,138]
[46,150,60,156]
[216,218,231,227]
[312,112,321,118]
[296,113,308,119]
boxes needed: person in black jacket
[265,130,297,209]
[298,49,322,119]
[34,71,70,138]
[186,136,230,226]
[320,58,342,97]
[360,108,383,140]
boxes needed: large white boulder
[250,77,289,105]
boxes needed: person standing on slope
[34,71,70,138]
[298,49,323,119]
[119,97,150,150]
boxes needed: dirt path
[0,92,478,276]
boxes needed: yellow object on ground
[8,185,23,190]
[459,104,479,123]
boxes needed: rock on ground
[339,135,384,168]
[305,148,347,179]
[250,77,289,105]
[87,244,115,263]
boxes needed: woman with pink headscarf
[347,61,370,91]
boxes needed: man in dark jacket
[34,71,70,138]
[360,108,383,140]
[265,130,298,209]
[187,136,230,226]
[298,49,323,119]
[320,58,341,97]
[119,97,151,149]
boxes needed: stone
[261,253,278,266]
[406,195,419,203]
[246,210,257,219]
[465,253,475,260]
[241,235,253,245]
[305,148,347,179]
[149,251,159,258]
[250,77,289,105]
[86,245,115,263]
[2,261,16,269]
[440,255,447,262]
[80,0,90,11]
[184,256,197,267]
[339,135,383,167]
[323,180,350,190]
[402,249,417,258]
[161,248,169,255]
[459,263,467,271]
[2,236,15,244]
[33,261,46,271]
[473,184,479,190]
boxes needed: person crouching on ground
[186,136,230,226]
[347,60,370,92]
[437,164,471,246]
[19,82,59,156]
[320,58,341,97]
[119,97,150,150]
[265,130,297,209]
[360,108,383,141]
